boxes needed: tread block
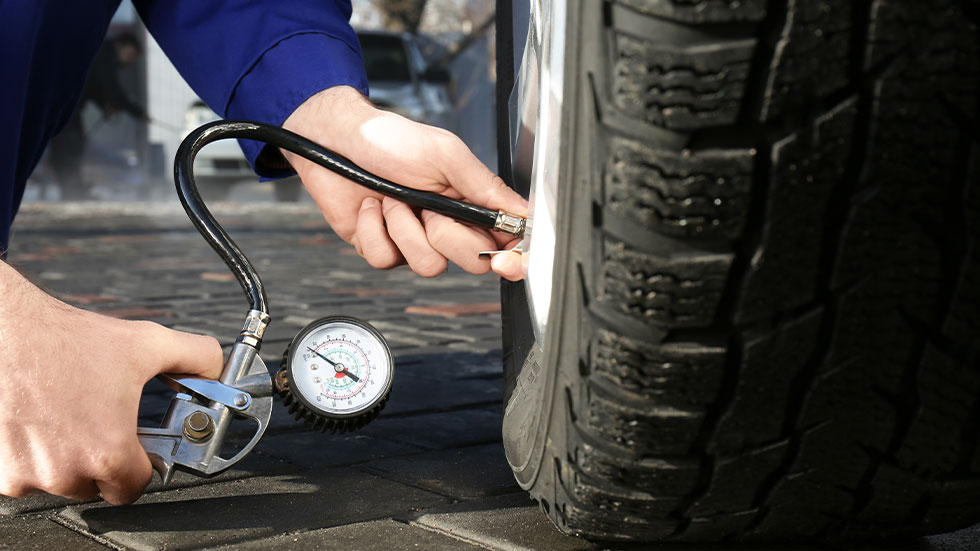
[559,500,679,541]
[575,440,701,495]
[798,364,898,472]
[687,442,788,518]
[850,463,931,534]
[940,146,980,349]
[593,329,726,409]
[583,383,703,455]
[564,463,683,519]
[866,0,947,70]
[748,366,904,534]
[606,137,755,239]
[895,345,980,475]
[945,17,980,121]
[613,35,756,130]
[681,510,758,541]
[761,0,852,120]
[737,97,857,323]
[553,461,680,541]
[747,494,849,540]
[711,309,822,453]
[600,238,734,328]
[617,0,767,24]
[923,479,980,533]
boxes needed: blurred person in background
[47,31,148,200]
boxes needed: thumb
[143,324,224,380]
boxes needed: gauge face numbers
[289,318,393,417]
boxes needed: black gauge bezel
[284,316,394,420]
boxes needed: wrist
[281,86,378,157]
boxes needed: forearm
[0,260,56,330]
[0,260,69,373]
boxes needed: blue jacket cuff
[225,32,368,179]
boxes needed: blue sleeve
[134,0,369,178]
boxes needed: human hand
[281,86,526,281]
[0,261,223,505]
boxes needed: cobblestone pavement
[1,202,978,551]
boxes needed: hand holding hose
[280,86,526,281]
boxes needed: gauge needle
[307,347,360,382]
[340,369,360,382]
[308,346,338,367]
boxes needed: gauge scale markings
[283,316,394,422]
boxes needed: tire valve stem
[481,211,526,259]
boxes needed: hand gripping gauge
[137,311,273,484]
[137,120,524,482]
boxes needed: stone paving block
[361,407,502,450]
[383,374,501,416]
[396,352,502,381]
[211,519,480,550]
[411,493,594,551]
[0,494,81,517]
[255,431,423,470]
[0,514,107,551]
[0,461,284,517]
[925,523,980,551]
[360,444,520,500]
[405,302,502,318]
[447,340,500,354]
[58,469,450,551]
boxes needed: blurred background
[23,0,497,204]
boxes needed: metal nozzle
[238,309,271,348]
[493,211,526,237]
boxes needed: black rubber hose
[175,120,503,314]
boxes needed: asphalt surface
[2,201,979,550]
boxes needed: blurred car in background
[182,29,455,201]
[358,29,455,131]
[182,101,264,200]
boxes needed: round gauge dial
[276,316,393,433]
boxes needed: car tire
[499,0,980,542]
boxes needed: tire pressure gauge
[275,316,394,433]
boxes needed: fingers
[419,210,495,274]
[491,250,526,282]
[49,477,100,502]
[354,197,402,269]
[30,447,101,501]
[93,438,153,505]
[382,198,447,277]
[141,322,224,380]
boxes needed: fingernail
[491,252,516,273]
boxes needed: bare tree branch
[369,0,429,32]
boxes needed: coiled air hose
[174,120,525,316]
